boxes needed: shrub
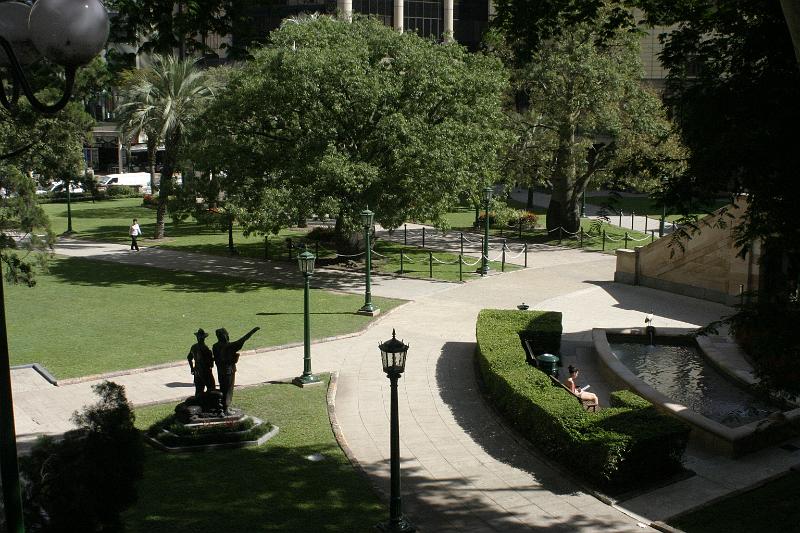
[142,193,158,207]
[19,381,144,532]
[107,185,135,197]
[476,309,689,492]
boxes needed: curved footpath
[11,235,795,532]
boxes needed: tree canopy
[498,8,684,233]
[640,0,800,294]
[116,55,216,239]
[195,15,511,244]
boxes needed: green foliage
[116,55,217,239]
[500,6,686,234]
[107,185,136,197]
[492,0,638,59]
[726,302,800,395]
[20,381,145,532]
[476,309,689,492]
[640,0,800,296]
[0,167,54,286]
[108,0,254,59]
[608,390,652,410]
[196,15,512,245]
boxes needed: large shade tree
[503,9,685,233]
[196,15,511,246]
[116,55,215,239]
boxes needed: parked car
[49,182,84,194]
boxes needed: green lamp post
[376,330,415,533]
[479,186,492,276]
[64,177,75,235]
[293,250,321,387]
[358,207,380,316]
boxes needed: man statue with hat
[187,328,216,397]
[213,326,260,414]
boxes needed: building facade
[238,0,493,51]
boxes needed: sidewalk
[508,188,675,236]
[11,237,798,531]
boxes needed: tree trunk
[527,187,534,209]
[547,122,581,234]
[147,139,157,192]
[154,133,180,239]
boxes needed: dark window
[353,0,393,26]
[454,0,488,51]
[405,0,442,40]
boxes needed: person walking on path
[129,218,142,251]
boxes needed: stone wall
[614,200,760,305]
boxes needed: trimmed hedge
[476,309,690,492]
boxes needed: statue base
[146,393,278,452]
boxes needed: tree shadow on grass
[47,256,271,294]
[125,442,386,533]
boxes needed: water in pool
[610,341,779,428]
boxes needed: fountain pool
[593,328,800,456]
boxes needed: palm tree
[116,55,215,239]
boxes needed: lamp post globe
[376,330,415,533]
[358,207,379,316]
[294,250,321,387]
[29,0,110,67]
[0,2,38,66]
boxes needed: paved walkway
[508,188,675,236]
[10,237,798,531]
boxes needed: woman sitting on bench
[565,365,599,409]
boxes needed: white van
[98,172,152,193]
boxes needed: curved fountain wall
[593,327,800,457]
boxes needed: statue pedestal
[145,394,278,452]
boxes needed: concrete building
[237,0,494,51]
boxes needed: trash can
[536,353,560,378]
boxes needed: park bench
[549,375,597,412]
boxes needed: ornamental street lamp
[376,330,415,533]
[479,186,492,276]
[294,250,321,387]
[0,3,110,532]
[358,207,380,316]
[0,0,110,113]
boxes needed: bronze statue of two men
[187,326,260,415]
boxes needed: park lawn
[124,376,385,532]
[40,198,326,260]
[7,256,403,379]
[669,471,800,532]
[372,239,521,282]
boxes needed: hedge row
[476,309,690,492]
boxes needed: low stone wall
[614,200,760,305]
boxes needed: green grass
[125,376,385,532]
[372,239,521,281]
[669,471,800,532]
[440,212,652,254]
[7,256,403,379]
[41,198,322,260]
